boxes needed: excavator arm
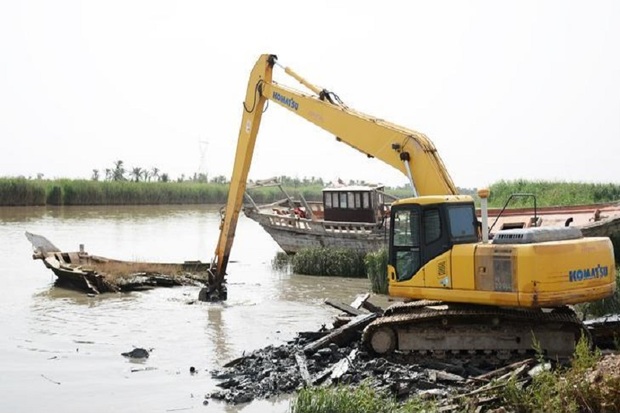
[199,54,457,301]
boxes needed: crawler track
[362,302,588,361]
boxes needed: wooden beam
[303,312,378,355]
[350,293,370,309]
[324,299,366,316]
[295,352,312,386]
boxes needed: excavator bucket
[198,268,228,302]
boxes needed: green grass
[290,382,437,413]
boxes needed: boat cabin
[322,185,387,223]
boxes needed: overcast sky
[1,1,618,189]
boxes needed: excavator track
[362,302,588,361]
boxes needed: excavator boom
[199,54,458,301]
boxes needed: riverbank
[2,177,619,207]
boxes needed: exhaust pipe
[477,188,490,243]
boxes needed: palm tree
[113,160,125,181]
[150,167,160,182]
[130,167,143,182]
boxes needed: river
[0,205,372,413]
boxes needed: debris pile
[206,294,620,410]
[208,331,478,405]
[207,294,509,405]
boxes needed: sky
[1,0,619,190]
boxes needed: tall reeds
[364,248,388,294]
[292,247,367,277]
[0,178,230,206]
[0,178,46,206]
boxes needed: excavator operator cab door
[389,201,478,283]
[391,205,422,282]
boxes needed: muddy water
[0,205,371,413]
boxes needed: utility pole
[198,140,209,180]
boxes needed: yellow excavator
[199,54,616,359]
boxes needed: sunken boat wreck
[25,232,209,294]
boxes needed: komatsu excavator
[199,54,616,359]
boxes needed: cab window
[447,204,477,243]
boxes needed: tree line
[88,160,386,188]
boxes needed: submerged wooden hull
[25,232,209,294]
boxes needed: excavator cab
[389,196,478,283]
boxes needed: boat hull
[245,210,388,254]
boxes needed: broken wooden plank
[298,331,329,341]
[222,355,248,368]
[303,312,378,355]
[469,358,535,383]
[331,349,357,380]
[361,300,384,314]
[295,352,312,386]
[311,349,358,385]
[428,369,465,383]
[324,299,367,316]
[349,293,370,309]
[332,315,353,329]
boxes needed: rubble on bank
[206,294,620,411]
[207,294,520,406]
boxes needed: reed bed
[364,248,388,294]
[291,247,367,278]
[0,178,230,206]
[3,178,618,207]
[0,178,324,206]
[0,178,47,206]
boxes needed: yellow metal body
[388,197,617,308]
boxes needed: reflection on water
[0,205,373,412]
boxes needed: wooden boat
[25,232,209,294]
[244,183,620,254]
[243,181,398,254]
